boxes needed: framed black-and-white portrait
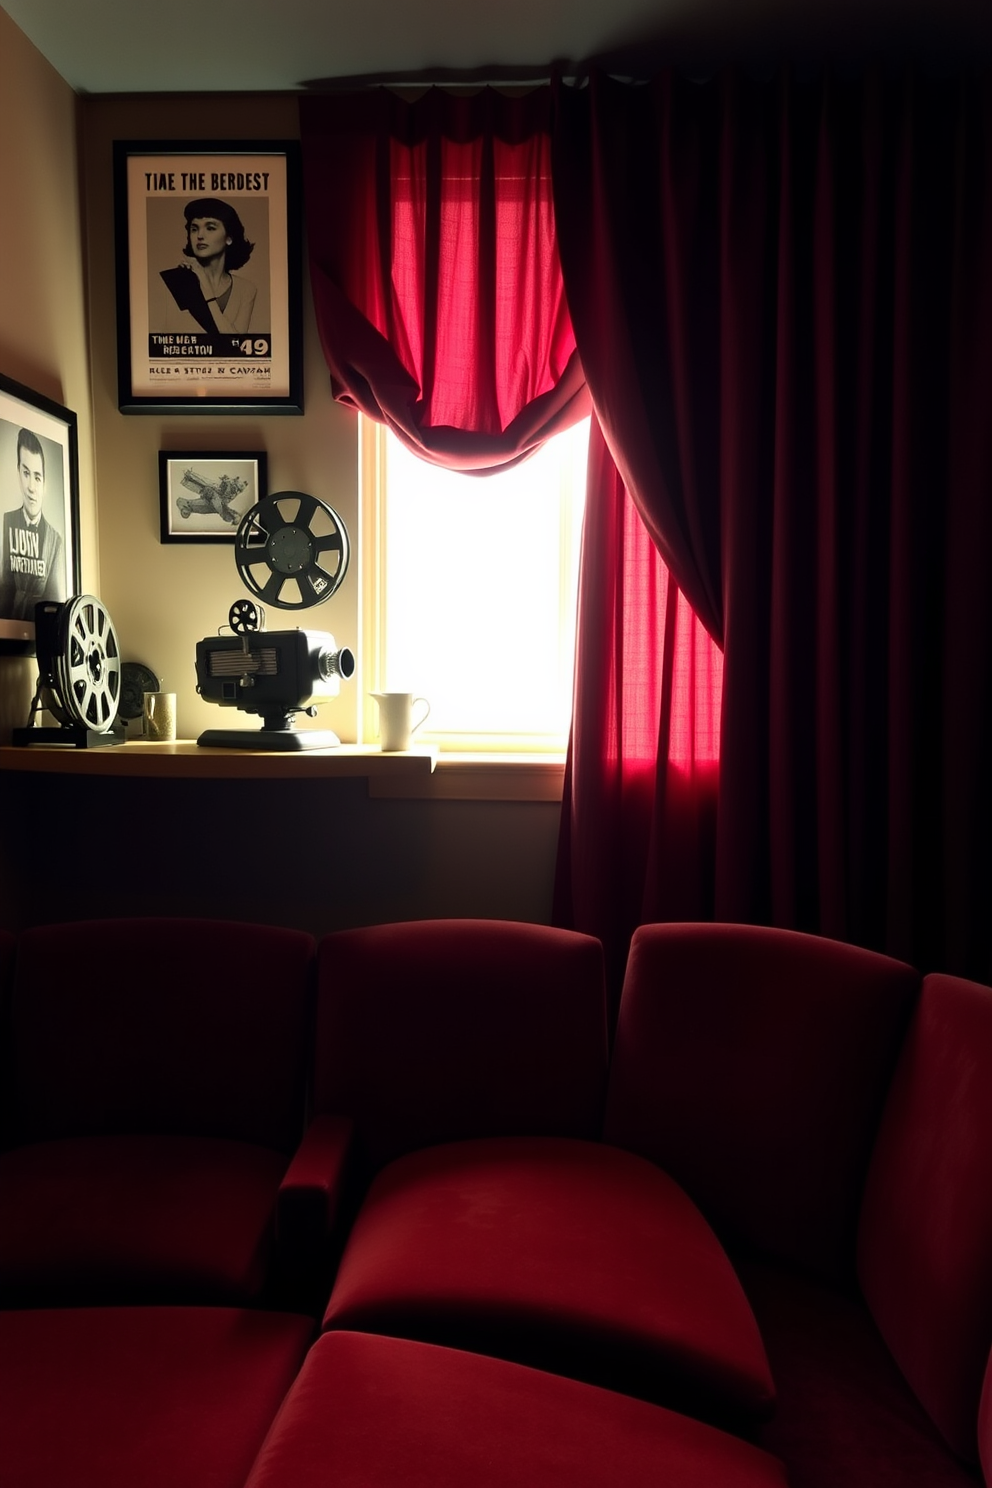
[159,451,267,542]
[0,374,80,655]
[114,141,303,414]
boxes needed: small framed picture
[159,451,267,542]
[114,140,303,414]
[0,373,81,654]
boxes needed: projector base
[197,727,342,752]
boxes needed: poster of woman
[114,142,302,413]
[155,196,264,337]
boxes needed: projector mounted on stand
[195,491,355,751]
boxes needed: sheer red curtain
[554,420,723,990]
[299,87,588,471]
[552,66,992,981]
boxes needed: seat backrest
[314,919,608,1172]
[858,971,992,1465]
[11,917,315,1151]
[604,922,919,1284]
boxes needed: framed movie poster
[159,450,267,542]
[0,373,80,655]
[114,140,303,414]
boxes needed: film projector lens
[317,645,355,682]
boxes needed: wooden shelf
[0,740,438,782]
[0,742,565,800]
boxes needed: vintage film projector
[194,490,355,750]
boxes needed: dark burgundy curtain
[299,87,589,472]
[553,67,992,981]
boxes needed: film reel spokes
[234,492,349,611]
[54,595,122,731]
[228,598,265,635]
[14,594,126,747]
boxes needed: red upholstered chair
[311,919,775,1431]
[605,923,920,1286]
[0,918,315,1306]
[0,1306,313,1488]
[858,971,992,1466]
[243,1331,789,1488]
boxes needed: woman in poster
[160,197,257,335]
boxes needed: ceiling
[1,0,693,94]
[3,0,982,96]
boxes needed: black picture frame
[0,373,81,655]
[159,450,267,542]
[114,140,303,415]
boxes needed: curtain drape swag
[300,88,589,472]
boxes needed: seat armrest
[277,1113,355,1248]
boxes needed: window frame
[358,414,587,759]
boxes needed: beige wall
[79,95,359,744]
[0,7,96,739]
[0,72,563,932]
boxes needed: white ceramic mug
[143,691,177,742]
[371,692,430,752]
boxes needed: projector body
[195,628,355,750]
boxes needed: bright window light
[362,417,590,752]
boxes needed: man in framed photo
[0,428,66,621]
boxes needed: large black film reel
[46,594,122,732]
[234,491,350,611]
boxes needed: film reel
[118,661,160,722]
[44,595,122,733]
[234,492,350,611]
[228,598,265,635]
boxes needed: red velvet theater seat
[313,919,774,1429]
[0,1306,313,1488]
[598,925,981,1488]
[738,1258,984,1488]
[605,922,920,1286]
[243,1330,790,1488]
[0,917,314,1305]
[858,971,992,1466]
[313,919,610,1168]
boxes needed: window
[361,416,590,753]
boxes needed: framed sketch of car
[159,451,267,542]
